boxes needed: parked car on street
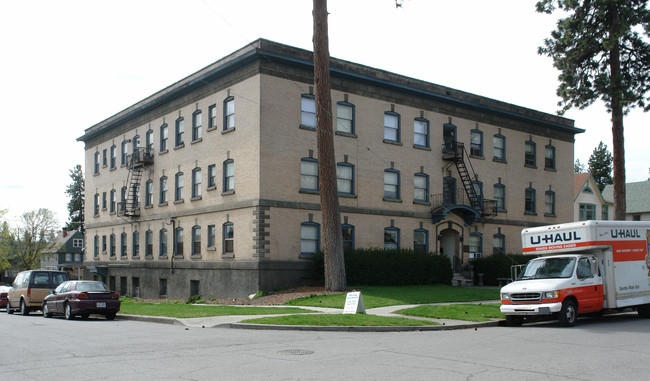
[0,285,9,308]
[6,270,69,315]
[43,281,120,320]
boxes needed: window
[120,232,127,257]
[191,226,201,255]
[121,186,127,203]
[207,224,216,249]
[223,159,234,192]
[159,229,168,257]
[494,184,506,211]
[342,224,354,251]
[224,96,235,130]
[300,158,319,191]
[602,205,609,220]
[493,233,505,255]
[525,141,536,167]
[208,104,217,129]
[300,95,316,128]
[132,135,140,151]
[469,233,482,256]
[159,278,167,297]
[384,112,400,142]
[175,227,184,256]
[192,110,202,141]
[413,118,429,148]
[414,173,429,203]
[72,238,83,248]
[94,193,99,216]
[132,231,139,257]
[110,145,117,169]
[207,164,216,189]
[336,101,354,134]
[223,222,234,254]
[384,169,400,200]
[579,203,597,221]
[159,176,168,204]
[94,236,99,258]
[146,130,154,152]
[300,222,319,257]
[414,229,428,253]
[102,149,107,167]
[192,168,202,199]
[175,172,184,201]
[110,189,116,213]
[110,234,116,257]
[175,117,184,147]
[337,162,354,195]
[102,235,107,253]
[470,129,483,157]
[545,190,555,216]
[160,123,168,152]
[384,227,400,250]
[545,145,556,170]
[102,192,107,210]
[145,230,153,257]
[443,177,456,205]
[525,188,536,214]
[94,152,100,174]
[145,180,153,207]
[493,134,506,161]
[121,140,129,165]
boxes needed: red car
[43,281,120,320]
[0,286,9,309]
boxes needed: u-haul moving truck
[500,220,650,326]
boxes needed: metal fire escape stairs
[118,147,154,219]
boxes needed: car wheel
[64,303,75,320]
[105,313,116,321]
[559,300,577,327]
[20,299,30,316]
[7,300,14,314]
[505,315,524,327]
[43,303,52,318]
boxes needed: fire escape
[433,141,497,224]
[117,147,154,219]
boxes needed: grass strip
[120,303,315,318]
[396,303,504,322]
[286,284,500,309]
[242,313,439,326]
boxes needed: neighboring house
[77,39,583,299]
[602,180,650,221]
[41,229,84,279]
[573,173,613,221]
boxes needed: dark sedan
[43,281,120,320]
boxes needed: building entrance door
[440,228,460,272]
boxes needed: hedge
[470,253,533,286]
[312,248,452,286]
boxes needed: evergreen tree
[588,142,614,192]
[537,0,650,220]
[65,165,84,231]
[574,159,586,174]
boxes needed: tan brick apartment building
[78,39,582,299]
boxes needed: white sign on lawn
[343,291,365,314]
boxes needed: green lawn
[396,303,505,322]
[242,313,439,326]
[286,285,500,309]
[120,303,315,318]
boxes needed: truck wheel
[637,304,650,318]
[506,315,523,327]
[559,300,577,327]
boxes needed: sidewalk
[118,301,504,332]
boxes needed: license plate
[97,302,106,308]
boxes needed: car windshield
[518,257,576,280]
[76,282,108,292]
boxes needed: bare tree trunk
[608,3,627,220]
[313,0,346,291]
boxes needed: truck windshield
[518,257,576,280]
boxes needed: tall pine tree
[65,165,85,231]
[537,0,650,220]
[588,142,614,192]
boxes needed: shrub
[470,253,532,286]
[185,294,205,304]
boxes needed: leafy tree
[574,158,586,174]
[14,208,58,270]
[588,141,614,191]
[65,165,84,231]
[537,0,650,220]
[0,210,15,273]
[313,0,346,291]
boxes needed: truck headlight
[501,293,510,301]
[544,291,558,299]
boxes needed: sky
[1,0,648,227]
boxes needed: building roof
[77,39,583,144]
[42,230,82,255]
[573,172,612,205]
[574,173,590,199]
[602,180,650,213]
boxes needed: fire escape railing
[117,147,154,219]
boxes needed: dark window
[545,145,556,170]
[175,172,184,201]
[191,226,201,255]
[159,229,167,257]
[145,230,153,257]
[175,227,183,256]
[132,231,139,257]
[160,124,168,152]
[223,222,234,254]
[223,159,234,192]
[192,168,202,198]
[341,224,354,251]
[384,227,400,250]
[470,129,483,157]
[175,117,184,147]
[525,188,536,214]
[414,229,428,253]
[208,104,217,129]
[494,184,506,211]
[443,177,456,205]
[525,141,536,167]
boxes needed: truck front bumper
[500,302,562,316]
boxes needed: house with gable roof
[573,173,613,221]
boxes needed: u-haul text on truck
[500,220,650,327]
